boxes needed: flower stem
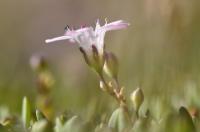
[99,73,116,97]
[98,72,128,111]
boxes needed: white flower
[45,19,129,56]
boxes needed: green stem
[99,73,115,97]
[114,77,120,92]
[98,72,128,111]
[136,110,139,119]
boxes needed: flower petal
[45,35,72,43]
[95,19,101,34]
[74,27,96,52]
[102,20,129,32]
[64,27,89,36]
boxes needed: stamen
[64,25,70,31]
[105,18,108,25]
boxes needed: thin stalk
[98,73,128,109]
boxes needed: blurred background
[0,0,200,117]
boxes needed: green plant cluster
[0,94,199,132]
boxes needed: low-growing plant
[0,19,199,132]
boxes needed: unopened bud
[37,71,55,94]
[104,52,119,79]
[108,81,113,88]
[100,81,106,91]
[130,88,144,116]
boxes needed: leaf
[178,106,195,132]
[31,119,53,132]
[55,115,90,132]
[108,107,131,132]
[21,97,32,128]
[0,124,8,132]
[36,109,46,121]
[95,124,113,132]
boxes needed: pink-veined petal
[45,35,72,43]
[101,20,129,32]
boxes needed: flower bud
[99,81,106,91]
[130,88,144,116]
[104,52,119,79]
[37,71,55,94]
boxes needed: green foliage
[21,97,32,129]
[108,107,131,132]
[31,120,52,132]
[178,106,196,132]
[36,109,46,121]
[95,124,113,132]
[55,115,90,132]
[0,93,199,132]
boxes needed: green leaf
[21,96,32,128]
[36,109,46,121]
[0,124,8,132]
[132,116,153,132]
[108,107,131,132]
[163,107,196,132]
[55,115,90,132]
[95,124,113,132]
[31,119,53,132]
[178,106,195,132]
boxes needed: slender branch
[98,72,128,111]
[99,73,116,98]
[113,77,120,92]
